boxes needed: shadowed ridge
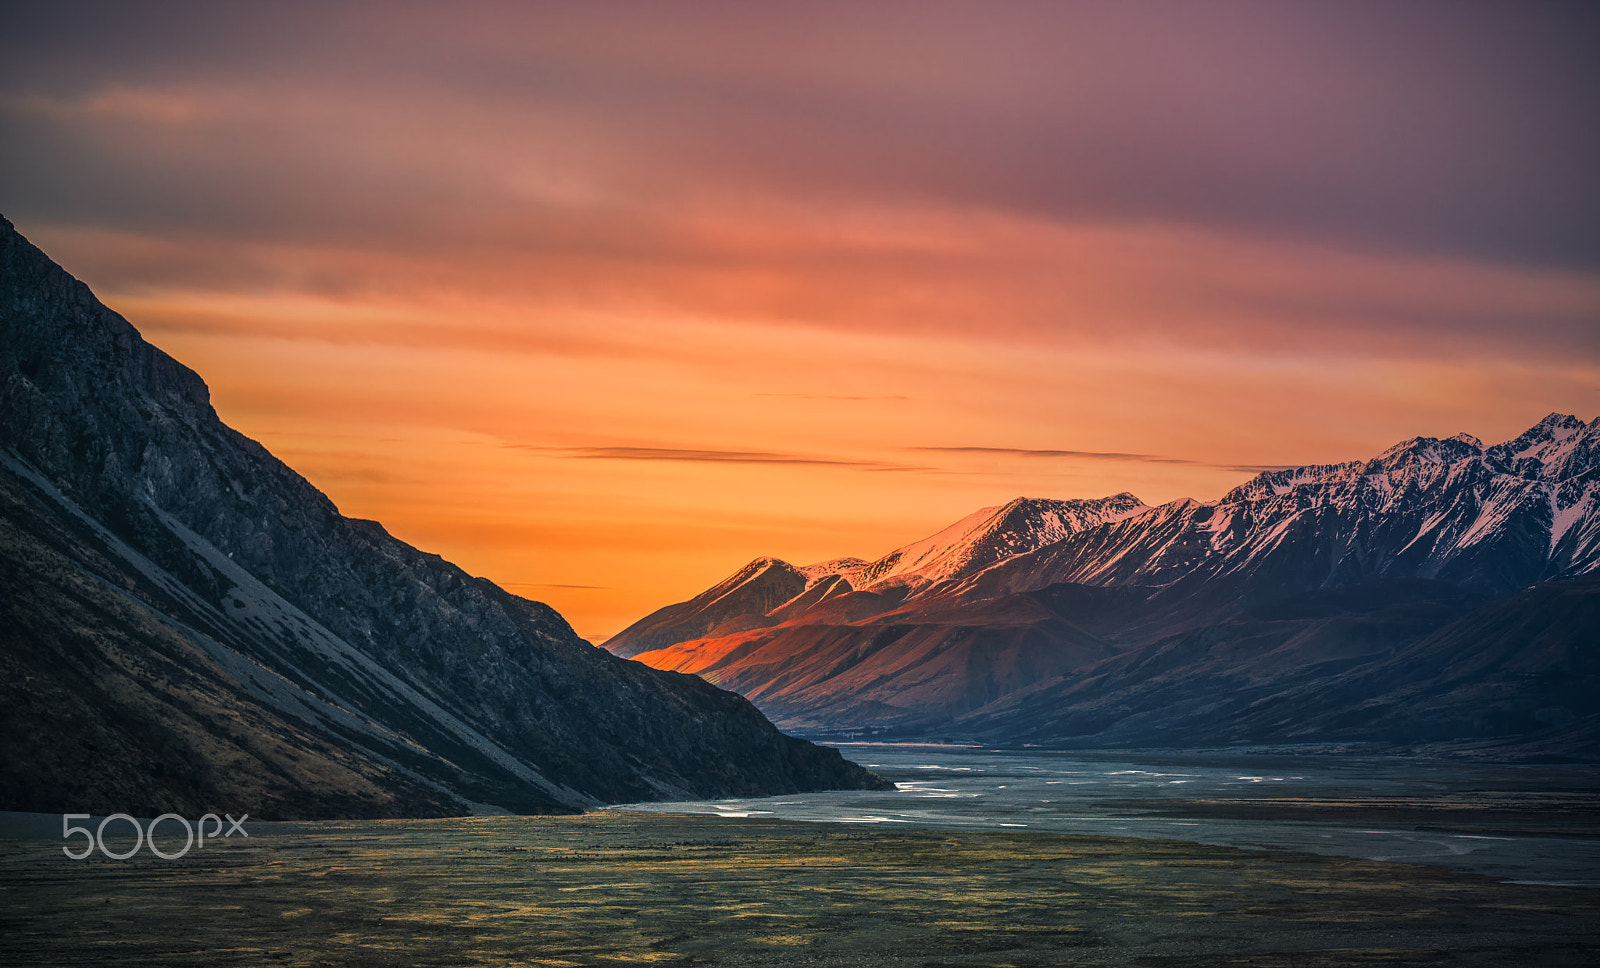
[605,556,810,658]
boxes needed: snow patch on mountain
[798,557,872,585]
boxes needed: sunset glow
[4,2,1596,640]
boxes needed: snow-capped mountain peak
[701,556,805,608]
[1486,412,1597,483]
[1373,433,1485,468]
[846,493,1151,591]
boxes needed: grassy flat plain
[2,811,1596,967]
[1109,791,1600,839]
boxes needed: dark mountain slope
[0,215,886,818]
[947,579,1489,747]
[633,587,1122,732]
[954,574,1599,754]
[1248,572,1600,745]
[0,461,462,817]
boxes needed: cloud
[920,445,1197,464]
[3,2,1596,269]
[754,393,910,401]
[6,2,1598,370]
[28,208,1599,374]
[563,446,869,465]
[916,446,1295,475]
[510,444,936,473]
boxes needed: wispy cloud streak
[916,446,1294,475]
[754,393,910,401]
[509,444,935,472]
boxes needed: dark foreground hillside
[0,214,887,819]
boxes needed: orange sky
[4,4,1597,640]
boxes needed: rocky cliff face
[0,215,888,818]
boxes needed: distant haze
[2,1,1596,640]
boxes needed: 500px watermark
[62,813,249,860]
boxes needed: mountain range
[0,215,888,819]
[609,414,1600,757]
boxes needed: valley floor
[2,811,1597,967]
